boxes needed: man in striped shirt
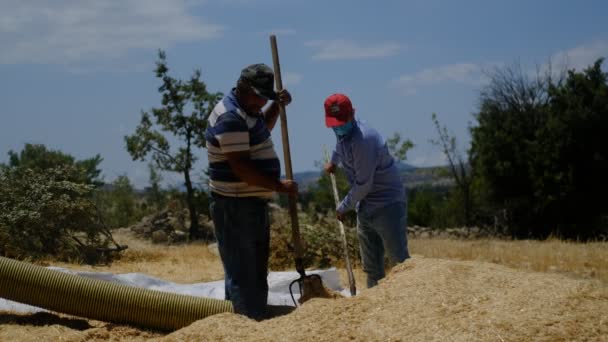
[205,63,297,320]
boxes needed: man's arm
[225,151,297,194]
[337,139,377,214]
[263,102,281,130]
[263,89,292,131]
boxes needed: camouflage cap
[239,63,277,100]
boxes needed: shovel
[269,35,329,306]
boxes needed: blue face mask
[332,121,355,138]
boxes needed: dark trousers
[357,201,410,288]
[210,194,270,320]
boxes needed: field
[0,228,606,341]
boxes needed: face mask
[332,121,354,137]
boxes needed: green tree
[147,162,166,211]
[386,132,414,163]
[531,59,608,238]
[7,143,103,186]
[0,145,122,263]
[470,63,553,237]
[125,50,222,240]
[108,175,139,228]
[407,187,440,227]
[470,59,607,238]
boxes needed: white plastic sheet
[0,267,349,313]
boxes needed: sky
[1,0,607,188]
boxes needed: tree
[0,145,122,263]
[532,59,608,238]
[470,59,607,239]
[94,175,144,229]
[110,175,138,228]
[407,187,441,227]
[431,113,474,226]
[470,62,554,237]
[7,143,103,186]
[125,50,222,239]
[386,132,414,164]
[147,162,166,211]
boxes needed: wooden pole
[325,148,357,296]
[270,35,305,275]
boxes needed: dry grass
[409,237,608,283]
[334,237,608,294]
[48,228,224,283]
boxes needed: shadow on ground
[0,311,91,330]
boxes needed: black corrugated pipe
[0,256,233,331]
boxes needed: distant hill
[396,161,417,172]
[291,170,322,191]
[292,163,454,191]
[401,165,455,189]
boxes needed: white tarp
[0,267,349,314]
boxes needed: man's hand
[276,179,298,194]
[277,89,292,106]
[324,162,336,174]
[336,211,346,222]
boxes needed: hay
[161,257,607,341]
[298,275,342,304]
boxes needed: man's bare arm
[263,89,292,131]
[225,151,298,194]
[264,101,281,130]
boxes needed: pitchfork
[270,35,327,306]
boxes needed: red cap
[324,93,354,127]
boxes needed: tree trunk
[183,170,200,240]
[463,185,472,228]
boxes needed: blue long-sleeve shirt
[331,119,406,215]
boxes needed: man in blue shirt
[205,64,297,319]
[323,93,410,288]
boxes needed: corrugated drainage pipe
[0,256,233,331]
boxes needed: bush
[269,207,360,270]
[95,175,146,229]
[0,165,123,263]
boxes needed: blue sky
[1,0,607,188]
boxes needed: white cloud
[283,72,302,86]
[391,63,485,95]
[0,0,222,65]
[549,40,608,72]
[305,40,401,60]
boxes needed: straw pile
[2,256,605,341]
[160,257,607,341]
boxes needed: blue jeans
[210,194,270,320]
[357,201,410,288]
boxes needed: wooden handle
[270,35,304,274]
[325,148,357,296]
[270,35,294,180]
